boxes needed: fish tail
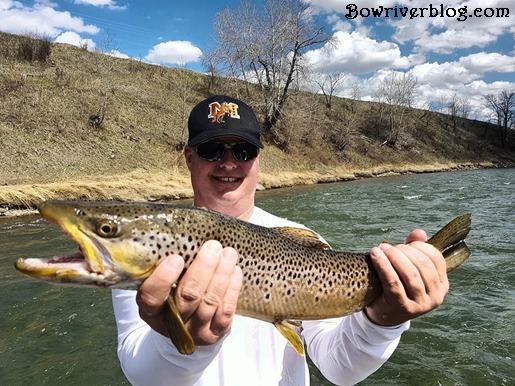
[427,213,471,272]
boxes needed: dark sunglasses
[196,141,259,162]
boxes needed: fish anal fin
[164,294,195,355]
[274,320,304,356]
[274,227,331,250]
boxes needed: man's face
[184,137,260,219]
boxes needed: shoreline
[0,160,506,218]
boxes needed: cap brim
[188,129,264,148]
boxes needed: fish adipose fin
[274,320,304,356]
[164,293,195,355]
[274,227,331,250]
[427,213,472,272]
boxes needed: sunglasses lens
[232,143,259,161]
[196,141,259,162]
[196,142,225,161]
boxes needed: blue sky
[1,0,514,119]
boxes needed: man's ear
[184,146,194,169]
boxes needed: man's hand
[365,230,449,326]
[136,240,243,347]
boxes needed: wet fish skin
[15,201,471,356]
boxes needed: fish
[15,201,471,356]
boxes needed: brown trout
[15,201,471,356]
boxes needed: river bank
[0,160,502,218]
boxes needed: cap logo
[208,101,240,123]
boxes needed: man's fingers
[370,245,406,299]
[374,242,448,301]
[406,241,449,295]
[405,229,427,244]
[175,240,223,322]
[211,264,243,336]
[193,247,239,327]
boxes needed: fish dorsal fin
[274,320,305,356]
[273,227,331,250]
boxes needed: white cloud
[145,41,202,65]
[409,61,475,88]
[458,52,515,75]
[325,14,351,33]
[407,53,515,89]
[400,27,503,55]
[310,0,513,55]
[388,0,514,54]
[0,0,99,37]
[303,30,421,74]
[308,0,399,14]
[107,49,129,59]
[73,0,127,11]
[54,31,96,50]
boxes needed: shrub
[16,33,52,63]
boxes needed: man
[112,95,448,385]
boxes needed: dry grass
[0,161,495,214]
[0,31,514,212]
[0,171,193,209]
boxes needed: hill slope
[0,31,513,208]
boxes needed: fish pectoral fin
[274,320,305,356]
[163,294,195,355]
[273,227,331,250]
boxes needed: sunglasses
[196,141,259,162]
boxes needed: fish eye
[96,219,119,238]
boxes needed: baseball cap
[187,95,264,148]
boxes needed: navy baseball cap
[187,95,264,148]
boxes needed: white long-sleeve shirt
[112,207,409,385]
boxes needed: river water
[1,168,514,385]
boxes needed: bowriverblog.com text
[344,4,510,21]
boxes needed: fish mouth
[14,202,125,288]
[15,242,124,288]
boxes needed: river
[1,168,514,385]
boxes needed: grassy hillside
[0,31,513,209]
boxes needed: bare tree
[312,72,346,109]
[375,71,418,146]
[349,81,364,113]
[446,92,471,130]
[201,52,219,91]
[207,0,332,141]
[96,29,118,73]
[484,89,515,147]
[168,65,193,148]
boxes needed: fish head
[15,201,163,289]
